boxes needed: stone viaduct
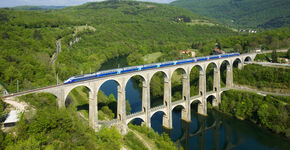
[2,53,256,133]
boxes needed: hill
[0,1,237,92]
[171,0,290,29]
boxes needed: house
[213,47,225,54]
[179,50,195,57]
[255,49,261,53]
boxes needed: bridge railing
[190,95,201,101]
[127,111,144,119]
[2,84,63,98]
[171,99,184,106]
[150,105,166,112]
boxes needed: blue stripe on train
[160,63,174,67]
[210,56,219,59]
[121,68,139,73]
[142,65,157,70]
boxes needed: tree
[96,127,122,150]
[234,43,243,52]
[5,136,41,150]
[287,48,290,59]
[0,97,3,117]
[126,100,131,115]
[0,129,4,148]
[33,30,43,40]
[271,49,278,63]
[2,32,9,39]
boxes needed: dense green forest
[196,28,290,54]
[0,1,289,93]
[233,64,290,91]
[171,0,290,29]
[0,1,238,93]
[220,90,290,138]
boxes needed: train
[63,53,240,84]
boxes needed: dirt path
[78,112,88,122]
[128,128,152,150]
[3,99,28,112]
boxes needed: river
[99,57,290,150]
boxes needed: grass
[124,131,148,150]
[130,129,158,150]
[74,25,96,35]
[143,52,163,63]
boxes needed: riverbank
[219,89,290,138]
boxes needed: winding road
[51,39,61,64]
[232,85,290,97]
[245,61,290,67]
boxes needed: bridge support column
[198,72,207,116]
[89,90,97,129]
[226,63,233,88]
[55,88,65,108]
[117,83,127,134]
[142,79,151,127]
[182,73,191,122]
[163,79,172,129]
[213,68,220,107]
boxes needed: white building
[4,110,21,127]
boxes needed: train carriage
[64,53,240,84]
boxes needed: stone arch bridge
[2,53,256,133]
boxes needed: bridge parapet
[127,111,145,119]
[150,105,166,112]
[1,53,257,132]
[172,99,184,105]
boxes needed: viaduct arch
[3,53,256,133]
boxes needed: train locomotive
[64,53,240,84]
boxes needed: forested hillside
[171,0,290,29]
[0,1,237,93]
[189,27,290,55]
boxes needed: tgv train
[64,53,240,84]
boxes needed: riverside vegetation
[233,64,290,91]
[220,90,290,138]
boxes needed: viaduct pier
[2,53,256,133]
